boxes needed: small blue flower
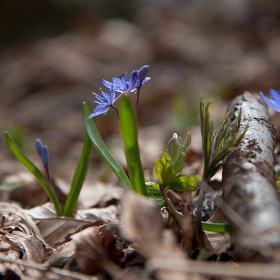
[102,65,151,107]
[35,138,50,166]
[102,65,151,94]
[260,89,280,112]
[86,86,121,120]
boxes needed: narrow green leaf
[119,95,147,196]
[83,102,133,190]
[175,211,231,233]
[0,181,33,191]
[201,221,231,233]
[63,132,92,217]
[200,98,213,179]
[5,132,62,216]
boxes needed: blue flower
[260,89,280,112]
[102,71,138,93]
[86,86,121,120]
[102,65,151,103]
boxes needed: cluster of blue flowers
[85,64,280,117]
[260,89,280,112]
[87,65,151,120]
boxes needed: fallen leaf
[26,202,120,245]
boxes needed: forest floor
[1,2,280,279]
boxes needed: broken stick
[222,91,280,261]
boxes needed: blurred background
[1,0,280,204]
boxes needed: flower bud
[41,145,50,166]
[138,65,149,82]
[35,138,43,156]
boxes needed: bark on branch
[222,91,280,261]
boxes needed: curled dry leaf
[0,202,47,278]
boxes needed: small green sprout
[196,98,248,248]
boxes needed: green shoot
[197,98,248,248]
[200,98,247,181]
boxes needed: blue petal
[92,92,105,103]
[119,72,128,85]
[138,65,149,81]
[142,77,151,85]
[107,86,116,104]
[112,77,125,91]
[129,71,139,90]
[270,89,280,106]
[86,104,110,120]
[102,79,113,89]
[99,88,108,100]
[260,92,280,112]
[114,92,124,102]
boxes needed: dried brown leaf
[71,226,112,274]
[46,240,76,268]
[3,231,45,263]
[26,203,120,246]
[120,191,164,259]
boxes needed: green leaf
[170,174,201,192]
[175,211,231,233]
[5,132,62,216]
[201,221,231,233]
[119,94,147,196]
[145,181,165,207]
[63,132,92,217]
[154,153,175,187]
[276,171,280,186]
[276,170,280,179]
[167,132,191,174]
[83,102,133,190]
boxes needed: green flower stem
[63,133,92,217]
[5,132,62,216]
[83,102,133,190]
[119,94,148,196]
